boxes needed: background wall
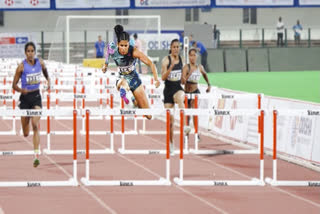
[2,8,320,32]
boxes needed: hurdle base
[0,131,16,135]
[173,177,265,186]
[0,178,78,187]
[80,130,110,135]
[265,177,320,187]
[43,149,114,155]
[80,177,171,186]
[139,130,194,135]
[1,150,41,156]
[189,149,259,155]
[118,148,189,155]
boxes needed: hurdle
[81,108,171,186]
[265,109,320,187]
[0,89,16,135]
[0,109,78,187]
[189,93,262,155]
[44,93,114,155]
[174,109,265,186]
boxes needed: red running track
[0,112,319,214]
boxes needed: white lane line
[0,206,5,214]
[132,123,320,208]
[117,152,229,214]
[78,121,228,214]
[3,120,117,214]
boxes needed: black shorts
[19,90,42,109]
[163,84,183,104]
[186,88,200,108]
[116,70,142,93]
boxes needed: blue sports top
[21,58,42,91]
[105,41,136,75]
[95,41,105,57]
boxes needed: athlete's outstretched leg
[21,116,30,137]
[31,105,41,167]
[116,78,130,104]
[173,90,191,134]
[132,85,152,119]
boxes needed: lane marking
[3,120,117,214]
[0,207,5,214]
[76,120,228,214]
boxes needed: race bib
[167,69,182,81]
[118,65,135,75]
[26,72,41,85]
[188,71,201,83]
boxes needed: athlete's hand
[21,88,28,95]
[155,79,160,88]
[206,85,211,93]
[102,64,107,73]
[47,80,51,91]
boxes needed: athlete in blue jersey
[102,25,160,119]
[12,42,50,168]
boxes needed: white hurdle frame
[174,109,265,186]
[189,93,262,155]
[0,109,78,187]
[0,89,16,136]
[81,108,171,186]
[44,93,114,155]
[265,109,320,187]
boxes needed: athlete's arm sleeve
[105,42,116,64]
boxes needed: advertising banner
[299,0,320,5]
[56,0,130,8]
[135,0,210,7]
[0,0,50,8]
[0,33,36,58]
[216,0,293,6]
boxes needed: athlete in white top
[181,48,211,136]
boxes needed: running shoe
[33,158,40,168]
[184,126,191,135]
[120,88,129,104]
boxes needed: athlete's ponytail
[114,24,130,43]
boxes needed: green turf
[199,71,320,103]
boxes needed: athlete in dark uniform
[102,25,160,119]
[182,48,211,140]
[12,41,50,167]
[161,39,190,155]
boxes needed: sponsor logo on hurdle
[308,182,320,187]
[307,110,320,116]
[120,109,136,115]
[120,181,133,186]
[104,85,115,89]
[148,94,161,99]
[27,182,41,187]
[26,110,42,116]
[2,151,13,155]
[77,150,86,154]
[148,150,160,154]
[74,94,86,99]
[214,181,228,186]
[0,95,13,100]
[221,94,234,99]
[214,110,230,116]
